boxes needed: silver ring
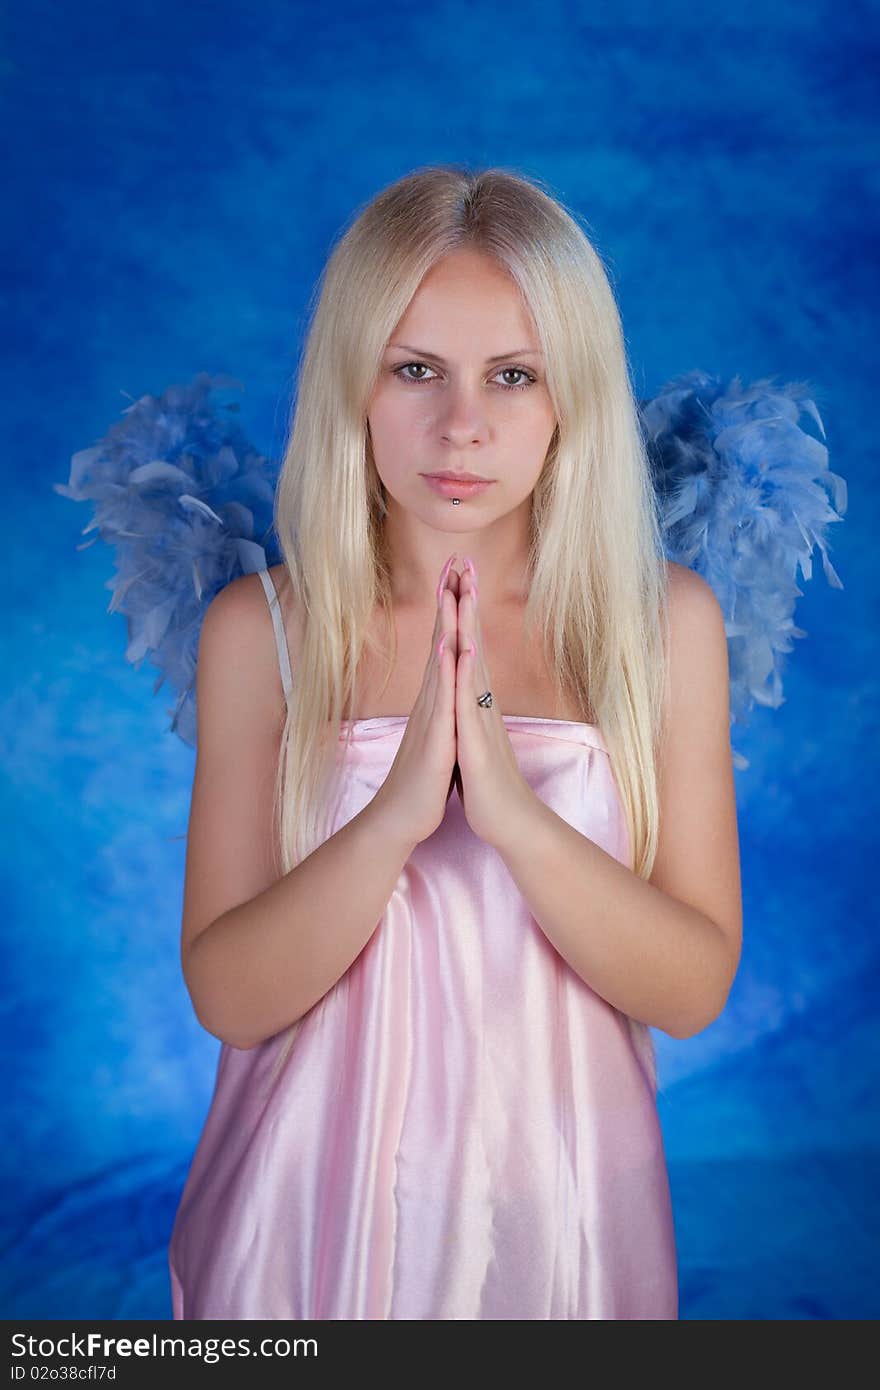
[477,690,493,708]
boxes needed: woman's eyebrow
[388,343,543,364]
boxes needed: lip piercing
[451,498,461,504]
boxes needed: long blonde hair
[268,164,670,1087]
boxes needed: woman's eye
[495,367,534,390]
[393,363,536,391]
[395,362,437,384]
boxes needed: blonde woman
[168,165,742,1319]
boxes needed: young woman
[168,165,742,1319]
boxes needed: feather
[53,373,281,746]
[641,370,846,768]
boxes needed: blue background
[3,0,877,1319]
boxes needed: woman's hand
[454,557,535,849]
[372,553,459,849]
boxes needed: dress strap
[257,568,293,700]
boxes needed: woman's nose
[437,383,488,444]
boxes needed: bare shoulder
[663,559,728,669]
[199,565,302,723]
[661,558,729,730]
[664,558,724,619]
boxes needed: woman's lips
[421,475,495,498]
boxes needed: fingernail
[464,556,475,574]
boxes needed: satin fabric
[168,715,678,1319]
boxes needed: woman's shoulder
[664,558,724,624]
[666,557,697,592]
[202,563,304,705]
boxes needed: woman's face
[367,248,557,531]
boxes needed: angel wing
[53,373,282,747]
[55,369,846,765]
[640,369,846,766]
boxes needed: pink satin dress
[168,569,678,1319]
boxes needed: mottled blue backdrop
[2,0,876,1320]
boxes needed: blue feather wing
[640,370,846,768]
[53,373,282,747]
[56,369,846,764]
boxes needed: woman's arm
[187,796,416,1050]
[181,577,417,1051]
[492,564,742,1040]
